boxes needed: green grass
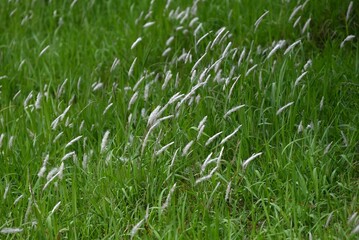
[0,0,358,239]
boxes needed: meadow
[0,0,358,239]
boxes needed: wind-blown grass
[0,0,358,239]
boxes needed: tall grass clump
[0,0,358,239]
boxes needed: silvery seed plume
[323,142,333,155]
[128,57,137,77]
[294,71,307,86]
[162,71,173,90]
[196,32,211,46]
[266,40,286,59]
[49,201,61,216]
[303,59,312,70]
[53,132,63,143]
[201,152,213,174]
[225,181,232,201]
[197,125,205,140]
[324,211,334,228]
[191,52,207,73]
[276,102,294,115]
[351,224,359,235]
[23,91,33,108]
[242,152,262,170]
[61,151,76,161]
[65,136,82,148]
[103,103,113,115]
[340,35,355,48]
[293,16,301,28]
[224,105,245,118]
[156,142,174,156]
[289,5,302,21]
[13,195,23,205]
[128,91,138,110]
[147,105,161,127]
[35,92,42,109]
[169,149,179,169]
[101,130,110,153]
[320,96,324,111]
[143,21,155,28]
[110,58,120,72]
[189,17,199,27]
[162,47,172,57]
[130,219,144,238]
[166,36,174,46]
[254,10,269,31]
[348,212,358,224]
[220,126,241,145]
[211,27,226,48]
[284,40,301,55]
[182,140,194,156]
[346,1,353,22]
[301,18,311,34]
[161,183,177,212]
[0,228,23,234]
[141,122,160,155]
[37,154,49,178]
[194,23,203,36]
[196,163,219,184]
[245,64,257,77]
[205,131,223,146]
[39,45,50,57]
[133,76,145,91]
[131,37,142,50]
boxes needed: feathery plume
[61,151,76,161]
[284,40,301,55]
[205,131,223,146]
[65,136,82,148]
[346,1,353,22]
[301,18,311,34]
[166,36,174,46]
[294,71,307,86]
[254,10,269,31]
[128,57,137,77]
[224,105,245,118]
[37,154,49,178]
[289,5,302,21]
[131,37,142,50]
[128,91,139,110]
[110,58,120,72]
[245,64,258,77]
[182,140,194,156]
[156,142,174,156]
[39,45,50,57]
[191,52,207,73]
[161,183,177,212]
[340,35,355,48]
[101,130,110,153]
[242,152,262,170]
[211,27,226,48]
[130,219,144,238]
[323,142,333,155]
[143,21,155,28]
[103,103,113,115]
[220,126,241,145]
[225,181,232,201]
[35,92,42,109]
[0,228,23,234]
[49,201,61,217]
[276,102,294,115]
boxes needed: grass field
[1,0,358,239]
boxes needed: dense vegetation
[0,0,358,239]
